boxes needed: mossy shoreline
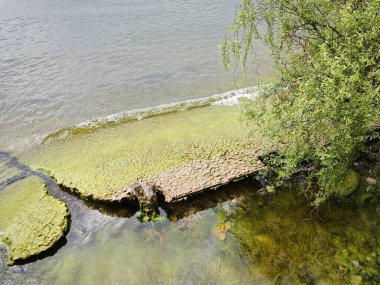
[1,103,263,264]
[1,100,377,268]
[20,105,262,206]
[42,87,258,145]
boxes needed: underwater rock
[355,192,373,206]
[351,260,360,268]
[0,176,69,265]
[364,177,376,186]
[335,169,360,197]
[214,221,231,241]
[350,275,363,285]
[113,180,158,216]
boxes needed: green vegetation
[222,0,380,204]
[21,106,257,202]
[0,176,69,265]
[230,188,380,284]
[41,90,256,145]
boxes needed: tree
[221,0,380,204]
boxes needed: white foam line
[75,86,259,128]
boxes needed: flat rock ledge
[114,152,261,204]
[154,153,261,202]
[21,105,262,213]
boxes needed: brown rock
[364,177,377,185]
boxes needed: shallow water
[1,181,379,285]
[0,0,272,153]
[1,1,379,284]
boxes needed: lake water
[0,0,272,153]
[1,179,379,284]
[3,1,379,284]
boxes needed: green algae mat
[21,105,261,203]
[0,176,69,265]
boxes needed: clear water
[0,0,272,153]
[2,2,379,284]
[1,181,379,285]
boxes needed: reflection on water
[232,189,380,284]
[1,181,379,284]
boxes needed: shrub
[221,0,380,204]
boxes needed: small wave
[81,86,258,124]
[42,86,262,144]
[212,88,259,106]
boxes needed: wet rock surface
[112,181,158,216]
[21,106,262,207]
[153,154,261,202]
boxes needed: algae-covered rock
[21,106,260,203]
[0,176,69,265]
[335,169,360,197]
[350,275,363,285]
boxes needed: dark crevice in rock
[159,178,262,221]
[57,182,140,218]
[0,172,29,189]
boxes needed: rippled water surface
[0,0,272,152]
[5,2,378,285]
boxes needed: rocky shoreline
[20,105,262,210]
[1,104,262,263]
[2,102,376,266]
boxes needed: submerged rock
[214,221,231,241]
[335,169,360,197]
[113,180,159,220]
[364,177,377,186]
[350,275,363,285]
[0,176,69,265]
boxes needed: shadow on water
[1,150,380,285]
[159,178,262,221]
[229,186,380,284]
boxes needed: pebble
[351,260,360,268]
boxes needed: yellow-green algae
[4,181,378,284]
[230,189,380,284]
[41,86,263,144]
[20,105,258,202]
[0,176,69,265]
[335,169,360,197]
